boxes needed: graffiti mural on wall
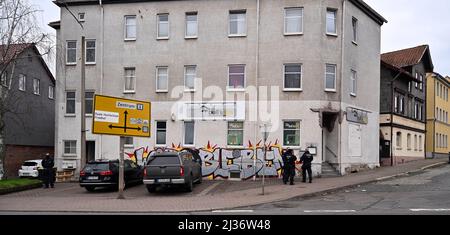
[125,140,290,180]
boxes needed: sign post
[92,95,151,199]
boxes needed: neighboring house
[379,45,434,166]
[425,72,450,159]
[51,0,386,178]
[0,43,55,177]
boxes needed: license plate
[23,173,29,176]
[87,176,98,180]
[157,179,170,183]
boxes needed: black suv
[144,150,202,193]
[79,159,143,192]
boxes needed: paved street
[233,164,450,215]
[0,159,448,214]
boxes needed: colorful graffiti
[125,140,298,180]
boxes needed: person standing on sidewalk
[42,153,55,188]
[300,150,314,183]
[282,149,297,185]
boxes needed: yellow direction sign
[92,95,151,137]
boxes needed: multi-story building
[0,43,55,178]
[51,0,386,179]
[379,45,434,166]
[426,72,450,158]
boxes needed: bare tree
[0,0,53,179]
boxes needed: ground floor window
[283,121,300,146]
[64,140,77,155]
[396,132,402,149]
[156,121,167,145]
[227,122,244,146]
[183,121,195,146]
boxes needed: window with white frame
[157,14,169,39]
[419,74,423,90]
[156,121,167,145]
[283,121,300,147]
[85,91,94,115]
[18,74,26,91]
[33,78,40,95]
[185,12,198,38]
[48,86,54,99]
[436,133,439,148]
[326,9,337,35]
[284,64,302,90]
[66,41,77,64]
[64,140,77,155]
[228,65,245,90]
[415,73,419,88]
[352,17,358,43]
[394,95,399,113]
[227,122,244,146]
[183,121,195,146]
[0,71,7,87]
[124,137,134,148]
[66,91,76,115]
[156,67,168,92]
[124,68,135,93]
[229,10,246,36]
[325,64,336,91]
[184,65,196,91]
[85,39,96,64]
[78,13,85,22]
[350,70,357,96]
[124,16,136,40]
[284,8,303,35]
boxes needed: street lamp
[260,122,271,195]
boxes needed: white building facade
[51,0,386,179]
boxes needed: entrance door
[86,141,95,163]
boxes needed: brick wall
[4,145,54,178]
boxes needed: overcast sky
[30,0,450,76]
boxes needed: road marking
[410,209,450,212]
[212,210,254,213]
[198,182,223,196]
[304,210,356,213]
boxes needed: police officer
[282,149,297,185]
[300,150,314,183]
[42,153,55,188]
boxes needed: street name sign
[92,95,151,137]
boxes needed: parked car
[144,150,202,193]
[18,160,42,178]
[79,159,143,192]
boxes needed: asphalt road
[219,164,450,215]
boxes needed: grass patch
[0,178,41,190]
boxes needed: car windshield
[83,163,110,171]
[23,162,37,166]
[147,156,180,165]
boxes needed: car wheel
[185,179,193,192]
[85,186,96,192]
[146,185,156,193]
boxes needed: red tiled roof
[0,43,34,64]
[0,43,55,82]
[381,45,429,68]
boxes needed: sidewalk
[0,158,447,213]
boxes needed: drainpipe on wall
[338,0,346,175]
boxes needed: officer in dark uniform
[282,149,297,185]
[42,153,55,188]
[300,150,314,183]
